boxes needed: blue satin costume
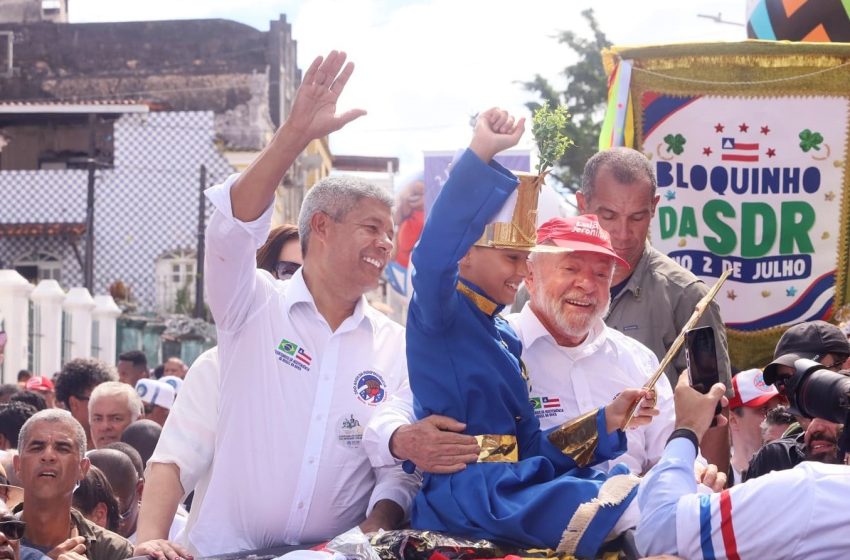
[407,149,634,555]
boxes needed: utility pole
[84,114,96,293]
[194,165,207,319]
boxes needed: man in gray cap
[772,320,850,371]
[745,320,850,479]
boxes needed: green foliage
[532,104,574,175]
[521,8,612,194]
[173,282,194,315]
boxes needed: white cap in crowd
[135,378,176,410]
[160,375,184,395]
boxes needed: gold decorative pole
[621,267,733,429]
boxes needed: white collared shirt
[148,347,219,554]
[506,305,675,474]
[188,176,416,556]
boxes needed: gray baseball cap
[773,320,850,360]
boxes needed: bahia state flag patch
[530,395,564,418]
[275,337,312,372]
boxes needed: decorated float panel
[601,41,850,368]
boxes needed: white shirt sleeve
[362,376,416,468]
[638,436,835,559]
[148,349,220,494]
[366,463,422,521]
[635,437,697,557]
[204,174,276,334]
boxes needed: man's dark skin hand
[359,499,404,534]
[389,415,480,474]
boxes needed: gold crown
[475,171,546,250]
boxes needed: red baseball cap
[728,368,781,409]
[532,215,630,269]
[25,376,54,392]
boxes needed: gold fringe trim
[556,474,640,555]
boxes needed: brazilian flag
[278,338,297,356]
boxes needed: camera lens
[795,369,850,424]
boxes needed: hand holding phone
[685,326,723,422]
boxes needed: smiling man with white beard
[506,216,676,475]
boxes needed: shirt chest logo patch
[353,370,386,406]
[530,395,564,419]
[336,413,364,449]
[275,337,312,372]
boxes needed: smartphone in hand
[685,325,723,421]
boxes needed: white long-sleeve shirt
[637,436,850,559]
[187,176,418,555]
[506,307,675,474]
[147,347,218,554]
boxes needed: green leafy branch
[532,103,574,175]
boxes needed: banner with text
[601,42,850,366]
[646,94,847,331]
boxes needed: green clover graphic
[663,133,686,155]
[798,129,823,152]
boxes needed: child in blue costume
[407,109,651,557]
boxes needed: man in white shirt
[136,51,416,559]
[636,375,850,560]
[137,348,218,556]
[506,216,675,474]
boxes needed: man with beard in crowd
[636,374,850,559]
[506,216,674,475]
[745,320,850,479]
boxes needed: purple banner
[423,150,531,215]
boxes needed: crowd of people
[0,49,849,560]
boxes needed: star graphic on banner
[766,148,776,158]
[726,290,737,301]
[761,125,770,135]
[739,123,749,133]
[703,147,713,156]
[825,191,836,201]
[714,123,724,133]
[665,190,676,201]
[786,286,797,297]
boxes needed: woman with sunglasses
[255,224,303,281]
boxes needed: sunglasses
[0,519,25,540]
[274,261,301,280]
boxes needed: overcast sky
[70,0,747,181]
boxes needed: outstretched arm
[204,51,365,331]
[636,374,728,557]
[409,108,525,331]
[230,51,366,221]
